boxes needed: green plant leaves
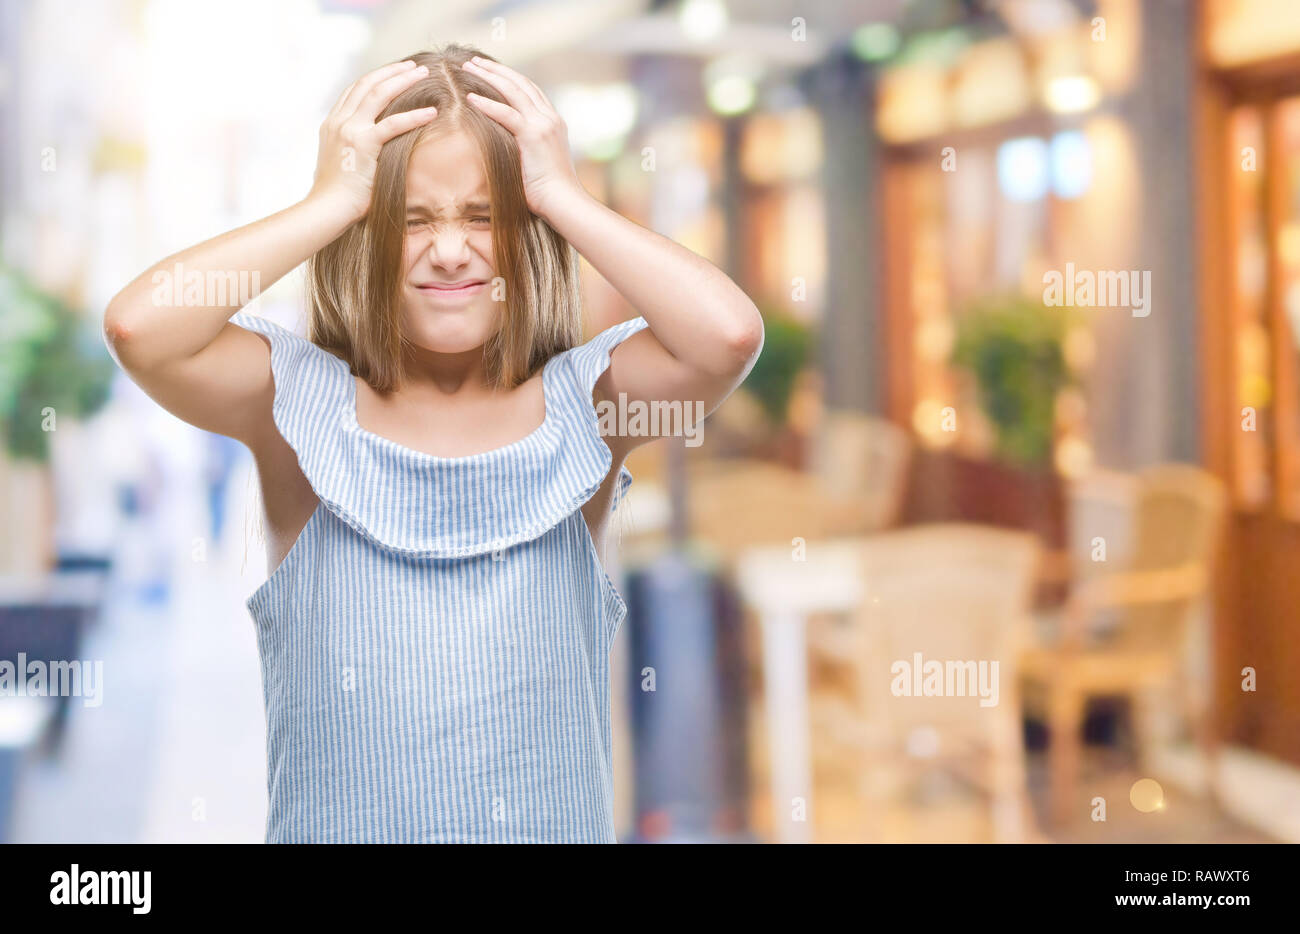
[742,310,813,426]
[950,294,1074,468]
[0,266,115,461]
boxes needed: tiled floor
[11,466,269,843]
[1030,754,1274,844]
[746,747,1279,844]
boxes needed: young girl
[104,45,763,844]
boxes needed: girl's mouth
[416,280,487,300]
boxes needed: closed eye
[405,217,490,228]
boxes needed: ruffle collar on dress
[231,311,650,559]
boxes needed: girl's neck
[396,342,494,401]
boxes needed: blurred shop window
[1229,105,1273,509]
[997,137,1050,202]
[1275,99,1300,518]
[952,36,1032,130]
[904,160,961,452]
[1049,130,1092,199]
[634,117,726,266]
[739,108,825,322]
[876,12,1131,477]
[1200,0,1300,515]
[889,125,1119,472]
[1207,0,1300,68]
[1211,95,1300,519]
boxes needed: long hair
[305,44,583,392]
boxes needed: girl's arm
[104,195,360,444]
[537,193,762,383]
[535,192,763,455]
[103,59,437,446]
[462,57,764,456]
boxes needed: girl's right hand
[308,59,438,222]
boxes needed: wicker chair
[1020,463,1227,825]
[805,524,1041,842]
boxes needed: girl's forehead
[406,134,489,207]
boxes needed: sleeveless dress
[230,310,650,844]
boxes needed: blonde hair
[306,44,583,392]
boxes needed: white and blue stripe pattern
[231,310,649,843]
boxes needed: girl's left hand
[462,56,584,220]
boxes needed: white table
[735,540,866,844]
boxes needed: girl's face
[399,129,499,355]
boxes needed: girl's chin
[401,312,499,354]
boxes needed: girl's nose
[428,225,471,269]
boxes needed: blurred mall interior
[1,0,1298,843]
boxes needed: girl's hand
[461,56,585,220]
[308,59,439,222]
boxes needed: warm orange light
[1044,74,1101,114]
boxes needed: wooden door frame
[1195,8,1300,765]
[1195,39,1300,525]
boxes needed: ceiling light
[679,0,728,42]
[1044,74,1100,114]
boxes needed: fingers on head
[376,106,439,142]
[336,59,418,117]
[357,65,429,119]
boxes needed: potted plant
[0,266,115,574]
[739,309,814,466]
[944,293,1076,545]
[951,293,1074,466]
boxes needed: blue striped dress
[230,310,650,844]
